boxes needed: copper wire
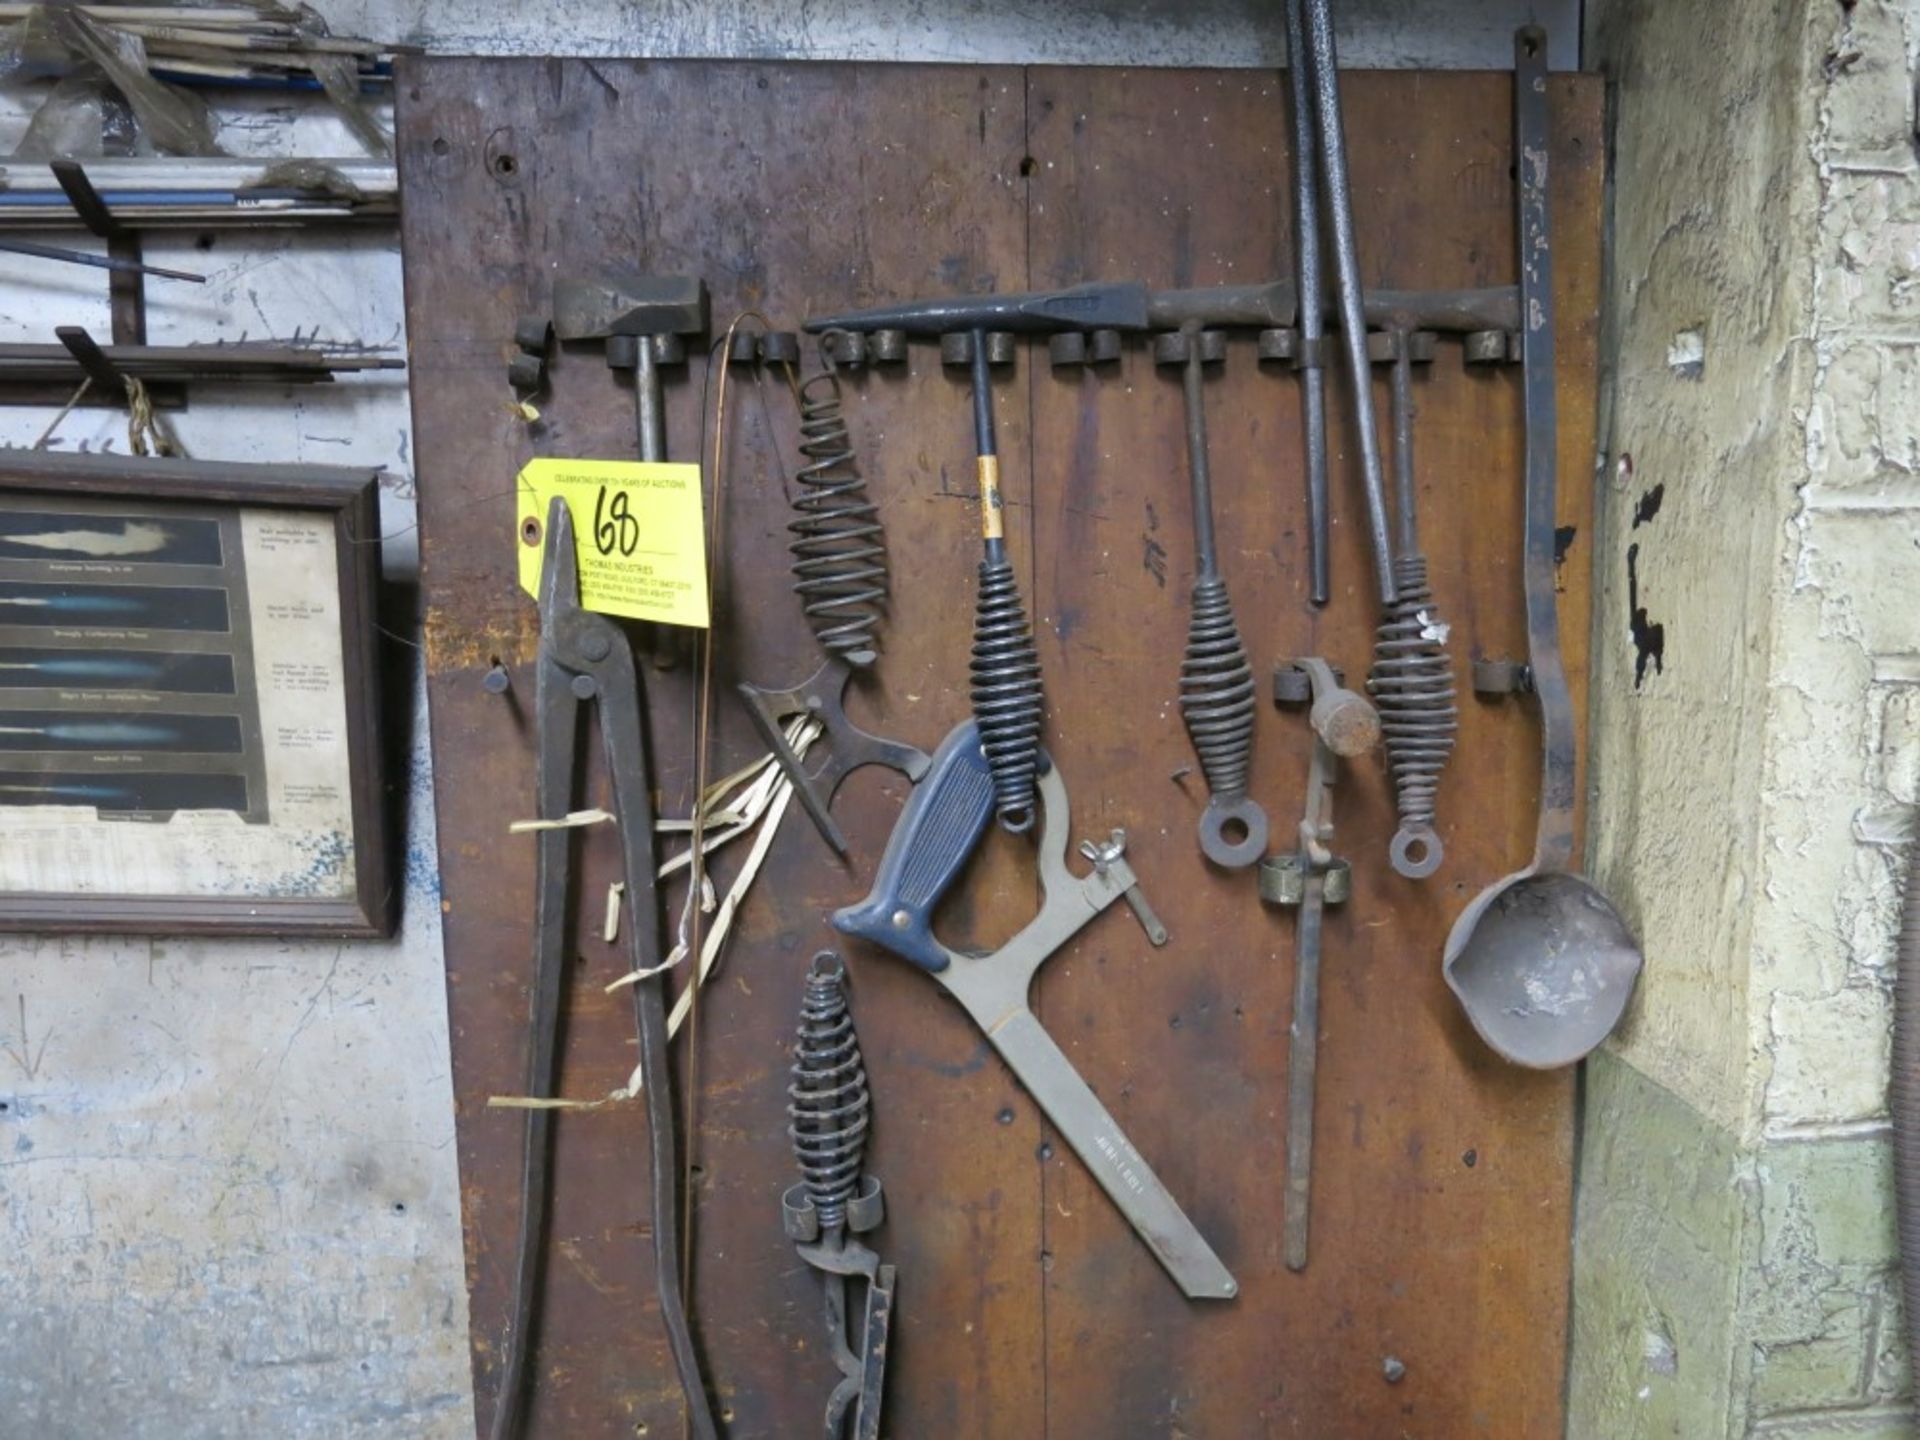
[682,308,772,1311]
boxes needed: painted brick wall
[1575,2,1920,1437]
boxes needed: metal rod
[971,328,1006,566]
[1180,330,1219,582]
[1390,332,1417,556]
[1284,868,1324,1271]
[1302,0,1398,606]
[1284,0,1331,606]
[970,328,996,459]
[634,338,665,463]
[1513,23,1574,876]
[0,238,205,282]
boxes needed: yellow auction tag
[516,458,709,628]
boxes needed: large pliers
[490,498,717,1440]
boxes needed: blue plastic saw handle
[831,720,995,973]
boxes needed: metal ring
[1198,794,1268,869]
[1390,825,1444,879]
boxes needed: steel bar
[1301,0,1398,606]
[0,159,396,229]
[1283,0,1331,604]
[0,236,203,283]
[0,342,401,380]
[1147,279,1519,337]
[1284,864,1326,1268]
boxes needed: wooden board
[397,58,1601,1439]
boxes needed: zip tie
[608,769,798,1000]
[508,807,613,834]
[490,721,815,1108]
[666,774,799,1034]
[603,881,624,944]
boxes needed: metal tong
[833,722,1234,1301]
[784,953,896,1439]
[490,499,716,1440]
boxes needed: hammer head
[553,272,708,341]
[806,281,1148,337]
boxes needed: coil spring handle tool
[805,282,1151,834]
[784,953,896,1440]
[737,332,931,857]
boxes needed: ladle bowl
[1443,869,1642,1070]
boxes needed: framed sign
[0,450,393,936]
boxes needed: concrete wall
[1572,2,1920,1437]
[0,3,1573,1436]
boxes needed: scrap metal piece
[1471,657,1533,695]
[505,353,544,392]
[939,330,1017,366]
[513,315,552,355]
[1048,328,1124,366]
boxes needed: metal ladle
[1441,26,1642,1070]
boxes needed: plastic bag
[13,72,137,159]
[0,9,69,86]
[305,49,390,158]
[46,7,221,157]
[285,4,391,158]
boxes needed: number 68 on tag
[515,458,710,628]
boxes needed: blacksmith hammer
[553,272,710,666]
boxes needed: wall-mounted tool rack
[400,59,1602,1438]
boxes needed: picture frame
[0,450,393,936]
